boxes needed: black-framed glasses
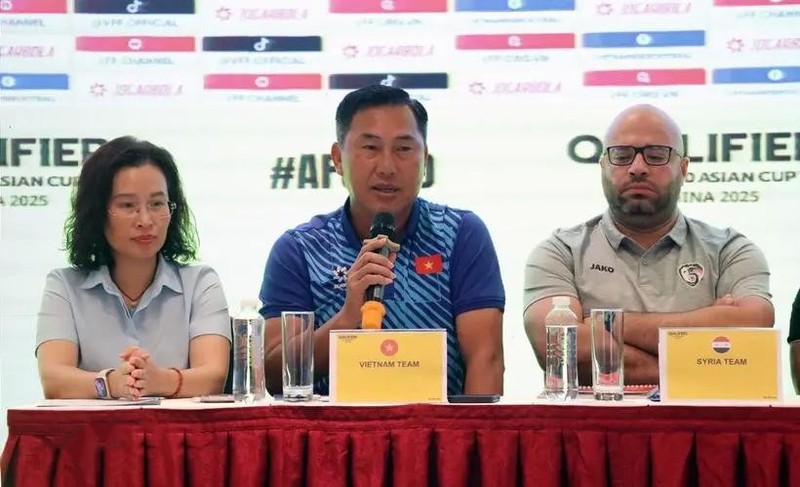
[605,145,681,166]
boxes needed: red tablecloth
[3,403,800,487]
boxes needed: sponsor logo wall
[1,0,799,436]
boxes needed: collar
[600,210,687,250]
[665,213,688,247]
[340,198,421,249]
[80,254,183,296]
[599,211,626,250]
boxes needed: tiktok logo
[380,74,397,86]
[127,0,144,13]
[253,37,271,52]
[767,69,785,81]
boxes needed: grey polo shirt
[524,212,771,317]
[36,255,231,372]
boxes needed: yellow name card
[329,329,447,404]
[658,328,781,401]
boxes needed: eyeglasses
[108,200,177,219]
[605,145,681,166]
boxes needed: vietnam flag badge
[415,254,443,275]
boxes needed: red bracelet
[167,367,183,398]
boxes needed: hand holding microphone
[341,213,399,329]
[361,213,398,329]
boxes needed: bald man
[523,104,774,385]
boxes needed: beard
[602,175,681,230]
[619,192,664,215]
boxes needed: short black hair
[335,84,428,144]
[64,136,198,271]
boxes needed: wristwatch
[94,368,114,399]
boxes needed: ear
[421,145,429,179]
[680,155,689,178]
[598,151,608,169]
[331,142,343,176]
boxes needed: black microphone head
[369,212,396,241]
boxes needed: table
[3,399,800,487]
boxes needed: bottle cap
[552,296,571,307]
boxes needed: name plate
[658,327,781,401]
[329,329,447,404]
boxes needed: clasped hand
[111,346,160,400]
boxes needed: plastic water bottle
[544,296,579,400]
[232,299,266,403]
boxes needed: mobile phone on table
[447,394,501,404]
[198,394,235,403]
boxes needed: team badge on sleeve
[332,265,348,289]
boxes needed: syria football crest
[678,263,704,288]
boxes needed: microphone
[361,212,396,330]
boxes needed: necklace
[116,275,155,305]
[113,264,157,306]
[119,287,147,304]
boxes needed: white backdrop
[1,0,800,445]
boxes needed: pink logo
[216,7,232,20]
[90,83,106,96]
[727,38,744,52]
[596,2,613,14]
[469,82,486,94]
[342,45,359,58]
